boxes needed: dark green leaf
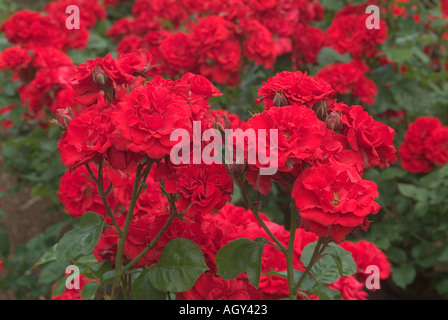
[148,238,208,292]
[55,213,104,262]
[81,281,100,300]
[301,242,356,284]
[392,265,416,289]
[216,237,268,289]
[131,270,167,300]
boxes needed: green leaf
[397,183,429,202]
[38,261,66,285]
[310,284,341,300]
[384,47,414,63]
[319,0,345,11]
[51,276,68,297]
[387,247,407,264]
[131,270,167,300]
[317,47,351,66]
[148,238,208,292]
[81,281,100,300]
[216,237,268,289]
[435,279,448,296]
[55,213,104,262]
[391,265,416,289]
[33,244,58,268]
[301,242,356,284]
[263,270,315,291]
[0,224,10,257]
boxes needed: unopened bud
[213,121,226,136]
[313,100,328,121]
[230,163,247,184]
[92,65,108,86]
[54,107,74,130]
[326,111,343,131]
[273,91,289,107]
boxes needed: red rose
[117,49,153,77]
[58,108,114,168]
[255,71,334,109]
[241,19,276,69]
[292,159,380,243]
[292,25,326,66]
[334,104,397,168]
[177,273,257,300]
[160,163,233,216]
[0,46,31,79]
[72,53,134,105]
[425,126,448,166]
[246,105,326,174]
[57,166,117,218]
[111,79,193,160]
[330,276,368,300]
[339,240,391,285]
[317,61,378,105]
[399,116,443,173]
[1,10,64,49]
[399,140,434,173]
[159,32,196,75]
[327,9,387,59]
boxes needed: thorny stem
[111,161,151,299]
[120,212,177,275]
[286,202,298,300]
[85,162,122,237]
[240,182,287,254]
[294,238,330,293]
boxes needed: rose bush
[0,0,447,301]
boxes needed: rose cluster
[246,70,397,243]
[399,116,448,173]
[50,45,395,299]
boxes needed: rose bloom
[340,240,391,283]
[317,61,377,105]
[255,71,334,109]
[111,78,193,160]
[177,273,261,300]
[0,46,31,80]
[241,19,276,69]
[158,163,233,216]
[57,165,117,218]
[58,108,114,168]
[399,140,434,174]
[159,32,196,75]
[246,104,326,173]
[424,126,448,166]
[292,24,326,66]
[330,276,368,300]
[399,116,444,173]
[292,159,380,243]
[333,103,397,168]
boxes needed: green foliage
[0,219,71,299]
[147,238,208,293]
[215,237,269,289]
[55,212,104,262]
[301,242,357,285]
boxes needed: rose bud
[92,65,108,87]
[312,100,328,121]
[229,163,247,184]
[53,107,74,130]
[326,111,343,131]
[272,91,289,107]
